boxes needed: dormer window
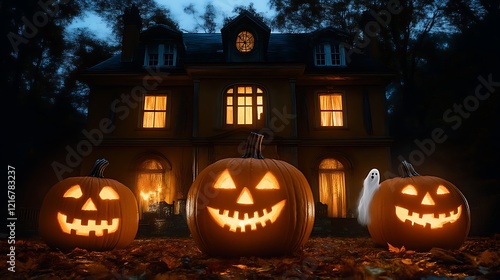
[144,43,177,67]
[315,43,346,66]
[236,31,254,53]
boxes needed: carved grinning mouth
[395,205,462,229]
[57,212,119,236]
[207,200,286,232]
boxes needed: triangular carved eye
[401,185,417,195]
[99,186,119,200]
[214,169,237,189]
[255,172,280,189]
[437,185,450,195]
[63,185,83,198]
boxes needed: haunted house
[79,7,393,222]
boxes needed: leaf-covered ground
[1,236,499,279]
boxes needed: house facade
[79,7,393,222]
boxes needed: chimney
[121,4,142,62]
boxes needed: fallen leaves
[0,236,498,279]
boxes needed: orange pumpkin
[39,159,138,251]
[368,161,470,251]
[186,133,315,257]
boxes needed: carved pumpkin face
[368,161,470,251]
[207,169,286,233]
[39,159,139,251]
[186,133,315,257]
[395,183,463,228]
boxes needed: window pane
[245,96,252,105]
[245,107,253,124]
[315,44,326,65]
[238,96,245,105]
[227,96,233,105]
[237,86,245,94]
[320,95,332,110]
[149,55,158,65]
[319,158,343,169]
[143,112,154,128]
[320,112,344,126]
[144,96,156,110]
[155,96,167,110]
[330,44,341,65]
[227,88,233,94]
[237,107,245,124]
[164,54,174,66]
[321,112,333,126]
[333,112,343,126]
[257,106,263,120]
[320,94,342,110]
[140,159,164,170]
[227,107,233,124]
[257,96,263,105]
[154,112,166,127]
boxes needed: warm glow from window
[319,158,346,218]
[319,93,344,127]
[236,31,254,52]
[225,85,264,125]
[143,95,167,128]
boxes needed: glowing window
[225,85,264,126]
[236,31,254,52]
[319,159,346,218]
[319,93,344,127]
[142,95,167,128]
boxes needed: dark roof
[86,30,392,75]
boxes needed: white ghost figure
[357,168,380,226]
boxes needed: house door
[136,159,173,219]
[319,158,346,218]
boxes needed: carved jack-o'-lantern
[368,161,470,251]
[186,133,315,257]
[39,159,139,251]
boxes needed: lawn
[1,236,498,279]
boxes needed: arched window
[225,85,264,126]
[319,158,346,218]
[136,159,173,219]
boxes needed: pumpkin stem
[399,160,420,177]
[89,158,109,178]
[242,132,264,159]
